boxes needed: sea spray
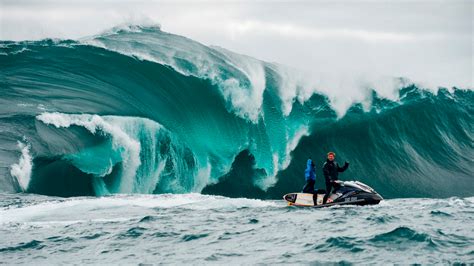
[10,141,33,191]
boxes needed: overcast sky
[1,0,472,89]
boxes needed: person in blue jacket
[302,158,316,193]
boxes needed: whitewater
[1,25,473,263]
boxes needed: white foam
[194,160,212,192]
[0,194,278,224]
[284,126,309,169]
[10,141,33,192]
[273,67,406,118]
[268,63,307,116]
[214,47,267,122]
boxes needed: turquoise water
[0,24,473,263]
[1,193,473,264]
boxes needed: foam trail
[10,141,33,192]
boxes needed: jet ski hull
[283,180,383,208]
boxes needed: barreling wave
[35,113,197,195]
[0,25,472,198]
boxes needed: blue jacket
[305,159,316,181]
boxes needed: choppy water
[1,193,473,264]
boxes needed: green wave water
[0,25,472,199]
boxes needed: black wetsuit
[322,159,349,204]
[302,179,315,194]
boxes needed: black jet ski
[283,180,383,208]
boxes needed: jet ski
[283,180,383,208]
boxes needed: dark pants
[323,181,333,204]
[302,179,315,194]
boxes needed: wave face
[1,25,472,198]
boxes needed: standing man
[322,152,349,204]
[302,158,316,194]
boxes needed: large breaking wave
[1,25,472,198]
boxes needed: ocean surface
[1,24,473,263]
[1,193,473,264]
